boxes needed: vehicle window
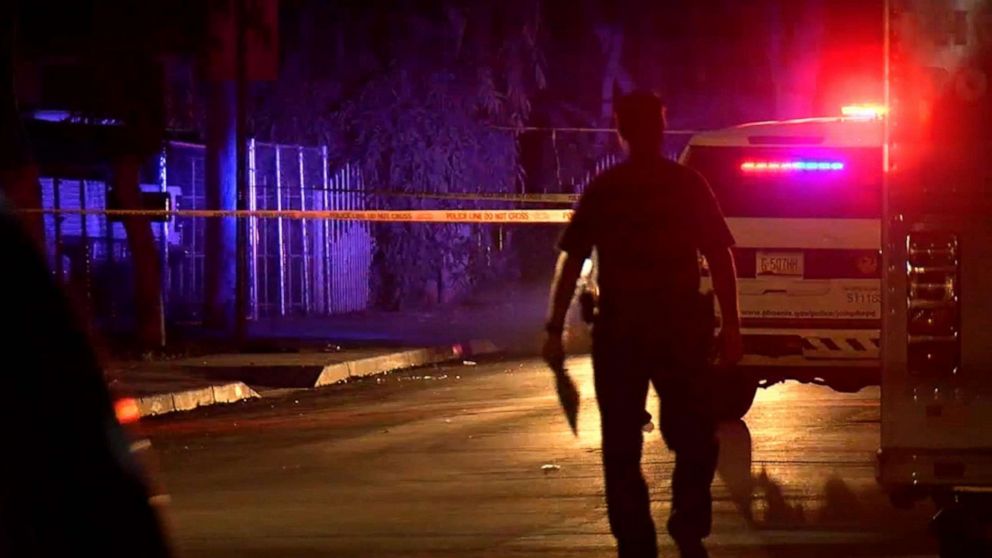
[684,145,883,218]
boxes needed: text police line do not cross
[17,208,577,224]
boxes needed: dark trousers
[592,327,719,558]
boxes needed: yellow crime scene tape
[321,190,579,204]
[18,208,576,223]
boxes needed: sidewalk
[244,283,555,352]
[109,283,568,419]
[107,340,498,418]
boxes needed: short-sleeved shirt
[559,155,734,324]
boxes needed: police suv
[681,105,884,418]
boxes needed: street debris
[462,360,477,366]
[541,463,562,474]
[398,374,450,382]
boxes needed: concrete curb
[136,382,260,418]
[314,339,500,387]
[131,339,498,417]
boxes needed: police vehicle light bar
[740,161,845,173]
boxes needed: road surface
[145,356,937,557]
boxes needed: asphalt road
[145,356,938,558]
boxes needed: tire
[933,503,992,558]
[714,370,758,422]
[827,377,871,394]
[938,536,982,558]
[888,486,925,510]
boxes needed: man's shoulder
[584,157,707,194]
[576,163,626,206]
[587,161,629,189]
[660,158,706,186]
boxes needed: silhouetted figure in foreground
[543,91,742,558]
[0,198,172,556]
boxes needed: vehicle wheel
[827,378,870,394]
[888,485,924,510]
[714,371,758,422]
[933,505,992,558]
[937,536,983,558]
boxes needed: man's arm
[543,252,586,370]
[704,246,743,365]
[547,252,586,332]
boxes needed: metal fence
[575,152,622,192]
[165,140,373,321]
[37,139,373,328]
[36,139,630,332]
[247,141,372,318]
[38,176,175,326]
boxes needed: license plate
[756,251,804,278]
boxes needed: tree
[248,1,545,308]
[347,2,545,307]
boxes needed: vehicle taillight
[114,398,142,425]
[906,232,960,377]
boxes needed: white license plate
[756,251,804,278]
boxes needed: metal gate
[246,140,372,318]
[163,140,373,321]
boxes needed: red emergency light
[841,104,887,119]
[114,397,141,425]
[740,160,845,173]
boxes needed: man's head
[614,90,666,156]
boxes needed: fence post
[103,180,116,319]
[359,166,370,311]
[248,138,259,320]
[53,178,64,282]
[275,146,287,317]
[260,144,270,318]
[346,164,353,312]
[321,145,332,315]
[331,165,340,313]
[158,148,170,311]
[79,179,92,315]
[298,146,311,315]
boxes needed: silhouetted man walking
[543,91,742,558]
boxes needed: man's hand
[718,324,743,366]
[544,252,584,374]
[706,246,742,367]
[543,332,566,373]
